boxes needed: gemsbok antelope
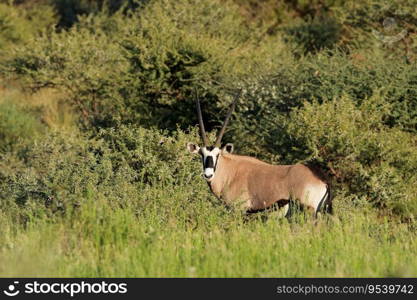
[187,93,332,217]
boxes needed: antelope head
[187,92,239,182]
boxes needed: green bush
[0,101,44,152]
[233,0,416,57]
[5,25,131,127]
[52,0,140,28]
[227,52,415,161]
[0,125,216,225]
[286,96,417,219]
[283,18,341,55]
[1,0,286,129]
[0,2,56,55]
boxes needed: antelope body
[187,93,332,217]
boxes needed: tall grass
[0,196,416,277]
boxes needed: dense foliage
[0,0,416,277]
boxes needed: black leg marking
[315,185,332,218]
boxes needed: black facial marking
[206,146,214,151]
[205,156,214,168]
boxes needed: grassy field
[1,196,416,277]
[0,0,416,277]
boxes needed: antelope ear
[222,143,234,154]
[186,142,200,154]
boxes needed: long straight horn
[195,93,209,146]
[214,90,241,148]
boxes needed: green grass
[0,195,416,277]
